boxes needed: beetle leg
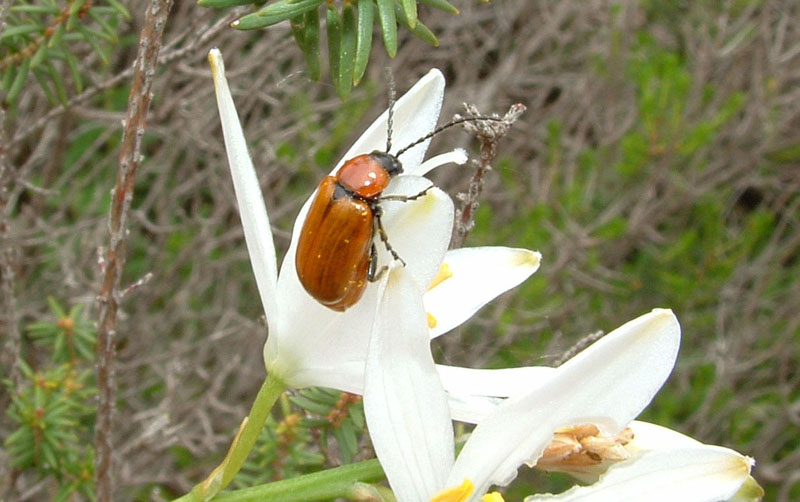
[374,206,406,266]
[367,242,389,282]
[378,184,433,203]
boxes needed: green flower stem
[179,374,287,502]
[221,374,286,487]
[212,458,386,502]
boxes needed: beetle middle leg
[367,242,389,282]
[373,206,406,267]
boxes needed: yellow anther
[427,312,438,329]
[428,262,453,290]
[481,492,505,502]
[431,479,474,502]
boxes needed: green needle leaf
[258,0,323,17]
[7,58,30,103]
[29,43,48,70]
[419,0,458,14]
[290,14,307,49]
[353,0,373,85]
[10,5,61,14]
[338,2,356,99]
[233,0,323,29]
[326,5,344,98]
[69,0,89,18]
[105,0,132,18]
[197,0,254,6]
[0,24,40,41]
[302,8,322,80]
[375,0,397,58]
[63,46,83,93]
[43,60,68,104]
[395,1,437,46]
[400,0,416,28]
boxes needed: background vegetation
[0,0,797,501]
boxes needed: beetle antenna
[394,116,504,158]
[385,68,396,153]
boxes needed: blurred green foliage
[4,299,97,501]
[199,0,459,99]
[0,0,130,105]
[233,388,366,486]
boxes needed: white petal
[425,248,541,338]
[438,365,555,398]
[438,365,554,424]
[208,49,280,330]
[448,309,681,497]
[416,148,468,176]
[438,365,556,424]
[337,68,445,175]
[444,393,504,425]
[524,447,754,502]
[379,179,454,290]
[627,421,702,451]
[364,265,454,502]
[267,272,379,387]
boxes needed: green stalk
[212,459,385,502]
[178,374,287,502]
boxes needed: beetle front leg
[378,184,434,203]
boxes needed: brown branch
[0,113,20,391]
[0,1,20,492]
[450,103,526,249]
[94,2,173,502]
[0,50,21,502]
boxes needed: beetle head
[370,150,403,177]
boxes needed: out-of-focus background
[0,1,797,500]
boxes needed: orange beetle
[295,102,500,311]
[295,150,416,311]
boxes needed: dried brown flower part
[536,424,634,471]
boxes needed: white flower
[208,48,540,393]
[363,302,757,502]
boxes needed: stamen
[428,263,453,290]
[431,479,474,502]
[481,492,505,502]
[427,312,438,329]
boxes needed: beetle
[295,92,500,311]
[294,149,420,311]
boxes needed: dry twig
[94,2,173,501]
[451,103,526,248]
